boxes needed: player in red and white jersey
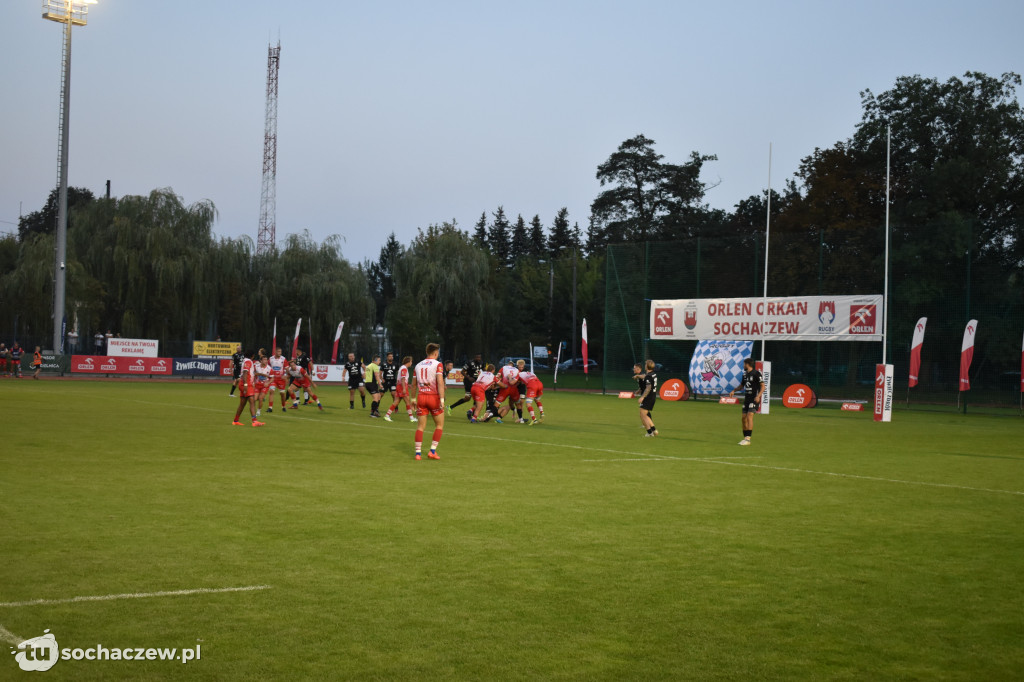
[515,360,545,424]
[286,360,323,411]
[496,361,524,422]
[384,356,416,423]
[411,343,445,460]
[232,349,265,427]
[267,347,289,413]
[468,363,497,422]
[254,355,273,417]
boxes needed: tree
[487,206,512,266]
[547,207,573,255]
[17,186,95,241]
[472,212,488,249]
[387,222,496,359]
[510,214,530,262]
[365,232,404,326]
[590,134,717,246]
[528,215,546,257]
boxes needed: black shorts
[232,368,241,380]
[384,381,397,393]
[367,382,381,394]
[640,395,656,412]
[463,379,474,394]
[348,376,364,389]
[742,397,760,414]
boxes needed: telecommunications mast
[257,41,280,255]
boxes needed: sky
[2,0,1022,265]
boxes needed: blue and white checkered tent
[688,340,753,395]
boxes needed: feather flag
[291,318,302,360]
[271,317,277,356]
[331,321,345,364]
[908,317,927,388]
[582,319,589,374]
[959,319,978,392]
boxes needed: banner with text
[106,338,160,357]
[71,356,173,375]
[650,295,883,341]
[192,341,240,357]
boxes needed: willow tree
[69,189,217,341]
[387,222,495,359]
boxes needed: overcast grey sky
[2,1,1021,264]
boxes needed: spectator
[94,332,104,354]
[67,329,79,353]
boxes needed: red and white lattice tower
[257,41,281,256]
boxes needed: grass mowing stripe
[0,585,272,609]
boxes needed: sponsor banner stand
[841,402,865,412]
[782,384,816,408]
[658,378,689,402]
[873,364,894,422]
[756,361,771,415]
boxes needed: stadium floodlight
[42,0,97,353]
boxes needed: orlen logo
[782,383,815,408]
[850,304,877,334]
[874,368,885,415]
[129,359,146,372]
[77,357,95,371]
[653,308,674,336]
[658,378,688,401]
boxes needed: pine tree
[488,206,512,266]
[547,207,573,256]
[472,212,488,249]
[510,214,530,262]
[528,215,546,257]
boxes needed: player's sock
[229,386,236,395]
[350,400,354,409]
[526,403,535,419]
[415,430,424,454]
[516,408,523,419]
[743,430,751,438]
[537,401,544,416]
[451,396,468,409]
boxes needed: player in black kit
[729,357,763,445]
[228,344,244,396]
[637,359,659,437]
[380,352,399,415]
[344,352,366,409]
[448,354,482,415]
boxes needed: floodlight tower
[43,0,97,352]
[257,41,281,256]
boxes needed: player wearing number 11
[411,343,446,460]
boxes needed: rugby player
[515,360,545,424]
[411,343,445,460]
[228,344,244,396]
[468,363,497,422]
[728,358,763,445]
[637,359,659,437]
[383,356,416,422]
[448,353,482,415]
[344,352,366,409]
[232,349,265,427]
[286,360,323,411]
[267,347,289,413]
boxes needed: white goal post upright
[877,125,894,420]
[760,143,772,414]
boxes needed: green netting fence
[603,227,1024,414]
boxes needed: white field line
[0,623,23,644]
[583,456,764,463]
[0,585,271,609]
[86,395,1024,498]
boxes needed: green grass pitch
[2,380,1023,680]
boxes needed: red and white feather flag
[271,317,277,356]
[291,318,302,360]
[908,317,927,388]
[331,321,345,364]
[958,319,978,392]
[581,319,589,374]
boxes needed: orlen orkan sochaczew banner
[650,295,883,342]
